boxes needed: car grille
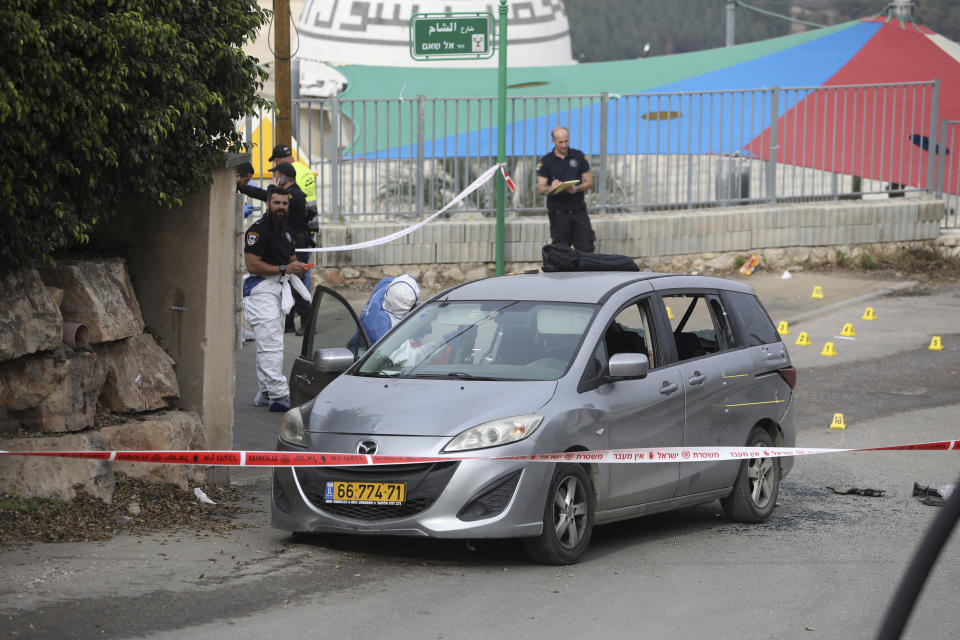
[295,461,460,521]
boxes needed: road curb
[783,280,919,325]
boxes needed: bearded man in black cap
[238,162,313,334]
[243,187,310,412]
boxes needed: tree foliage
[0,0,270,272]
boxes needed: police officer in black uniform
[242,187,309,411]
[238,162,313,334]
[537,126,596,252]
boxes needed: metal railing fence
[936,119,959,229]
[243,80,948,225]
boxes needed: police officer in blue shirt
[536,126,596,252]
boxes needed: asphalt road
[2,271,959,640]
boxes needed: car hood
[307,374,558,437]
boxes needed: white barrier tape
[1,440,958,468]
[296,163,503,253]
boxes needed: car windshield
[354,300,598,381]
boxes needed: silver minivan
[272,271,796,564]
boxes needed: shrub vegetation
[0,0,270,272]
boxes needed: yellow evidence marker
[811,286,824,300]
[820,341,838,356]
[862,307,878,321]
[830,413,846,430]
[840,323,856,337]
[777,321,790,335]
[795,332,811,346]
[929,336,944,351]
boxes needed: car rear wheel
[721,426,780,523]
[523,463,596,565]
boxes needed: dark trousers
[548,207,595,253]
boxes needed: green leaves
[0,0,269,272]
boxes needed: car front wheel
[523,463,596,565]
[721,426,780,523]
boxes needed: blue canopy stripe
[343,21,881,160]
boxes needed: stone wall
[92,159,242,463]
[0,259,205,502]
[307,198,947,294]
[311,239,944,299]
[316,197,944,268]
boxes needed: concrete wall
[317,198,945,267]
[92,156,244,459]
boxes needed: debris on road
[827,486,886,497]
[912,482,956,507]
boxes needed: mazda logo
[357,440,379,455]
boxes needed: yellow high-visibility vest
[293,162,317,204]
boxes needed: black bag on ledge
[541,243,640,272]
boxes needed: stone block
[0,349,107,433]
[464,266,488,281]
[98,410,206,489]
[343,246,380,267]
[440,222,464,244]
[96,334,179,413]
[0,269,62,361]
[322,269,346,286]
[705,254,736,272]
[441,266,466,282]
[38,258,144,344]
[0,432,114,501]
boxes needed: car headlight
[442,415,543,452]
[279,399,314,447]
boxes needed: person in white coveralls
[242,187,311,412]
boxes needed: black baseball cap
[272,162,296,179]
[268,144,292,161]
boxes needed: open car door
[290,286,369,406]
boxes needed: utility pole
[725,0,736,47]
[495,0,507,275]
[274,0,292,146]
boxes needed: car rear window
[724,291,780,347]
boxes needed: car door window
[579,298,659,392]
[662,294,732,361]
[708,296,736,349]
[722,291,781,347]
[605,299,660,368]
[304,287,368,359]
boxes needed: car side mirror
[607,353,649,380]
[313,347,355,374]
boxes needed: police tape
[1,440,958,468]
[296,162,503,254]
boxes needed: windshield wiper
[352,370,399,378]
[411,371,498,380]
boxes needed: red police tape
[1,440,958,467]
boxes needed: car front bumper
[271,434,553,539]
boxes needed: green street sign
[409,13,494,61]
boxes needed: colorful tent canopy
[746,17,957,191]
[333,16,957,192]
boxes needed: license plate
[324,481,406,505]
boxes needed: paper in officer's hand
[545,180,580,196]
